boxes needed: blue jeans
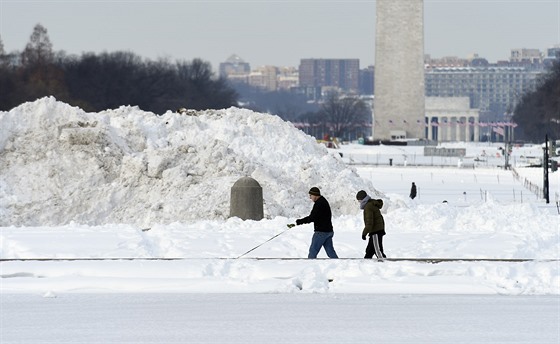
[308,231,338,259]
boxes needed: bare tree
[21,23,54,65]
[0,34,8,68]
[319,91,370,138]
[176,59,237,110]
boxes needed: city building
[510,48,542,63]
[216,43,557,142]
[425,63,546,121]
[547,45,560,58]
[359,66,374,95]
[298,58,360,94]
[425,97,480,142]
[219,54,250,79]
[424,55,469,68]
[544,45,560,66]
[276,67,299,91]
[219,56,299,92]
[247,66,278,91]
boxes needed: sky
[1,97,559,342]
[1,0,559,72]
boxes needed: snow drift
[0,97,378,227]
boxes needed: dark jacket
[296,196,334,232]
[362,199,385,237]
[410,183,417,199]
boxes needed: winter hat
[308,187,321,196]
[356,190,367,200]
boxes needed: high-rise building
[298,59,360,93]
[359,66,374,95]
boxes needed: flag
[493,126,505,136]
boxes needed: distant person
[409,182,417,199]
[356,190,386,260]
[291,187,338,259]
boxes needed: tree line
[21,24,560,143]
[0,24,238,114]
[513,58,560,142]
[0,24,372,141]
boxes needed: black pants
[365,233,386,259]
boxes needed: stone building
[425,97,480,142]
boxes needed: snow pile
[0,97,377,227]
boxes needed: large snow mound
[0,97,378,226]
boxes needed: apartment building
[425,60,546,119]
[298,58,360,93]
[247,66,278,91]
[276,67,299,91]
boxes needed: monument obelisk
[373,0,425,140]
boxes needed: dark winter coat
[296,196,334,232]
[361,199,385,237]
[410,183,417,199]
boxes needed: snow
[3,294,558,344]
[0,97,374,226]
[1,98,559,343]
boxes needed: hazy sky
[1,0,559,72]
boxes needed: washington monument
[373,0,425,140]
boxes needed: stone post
[229,177,264,220]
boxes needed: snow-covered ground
[1,98,559,343]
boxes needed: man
[293,187,338,259]
[356,190,386,260]
[409,182,417,199]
